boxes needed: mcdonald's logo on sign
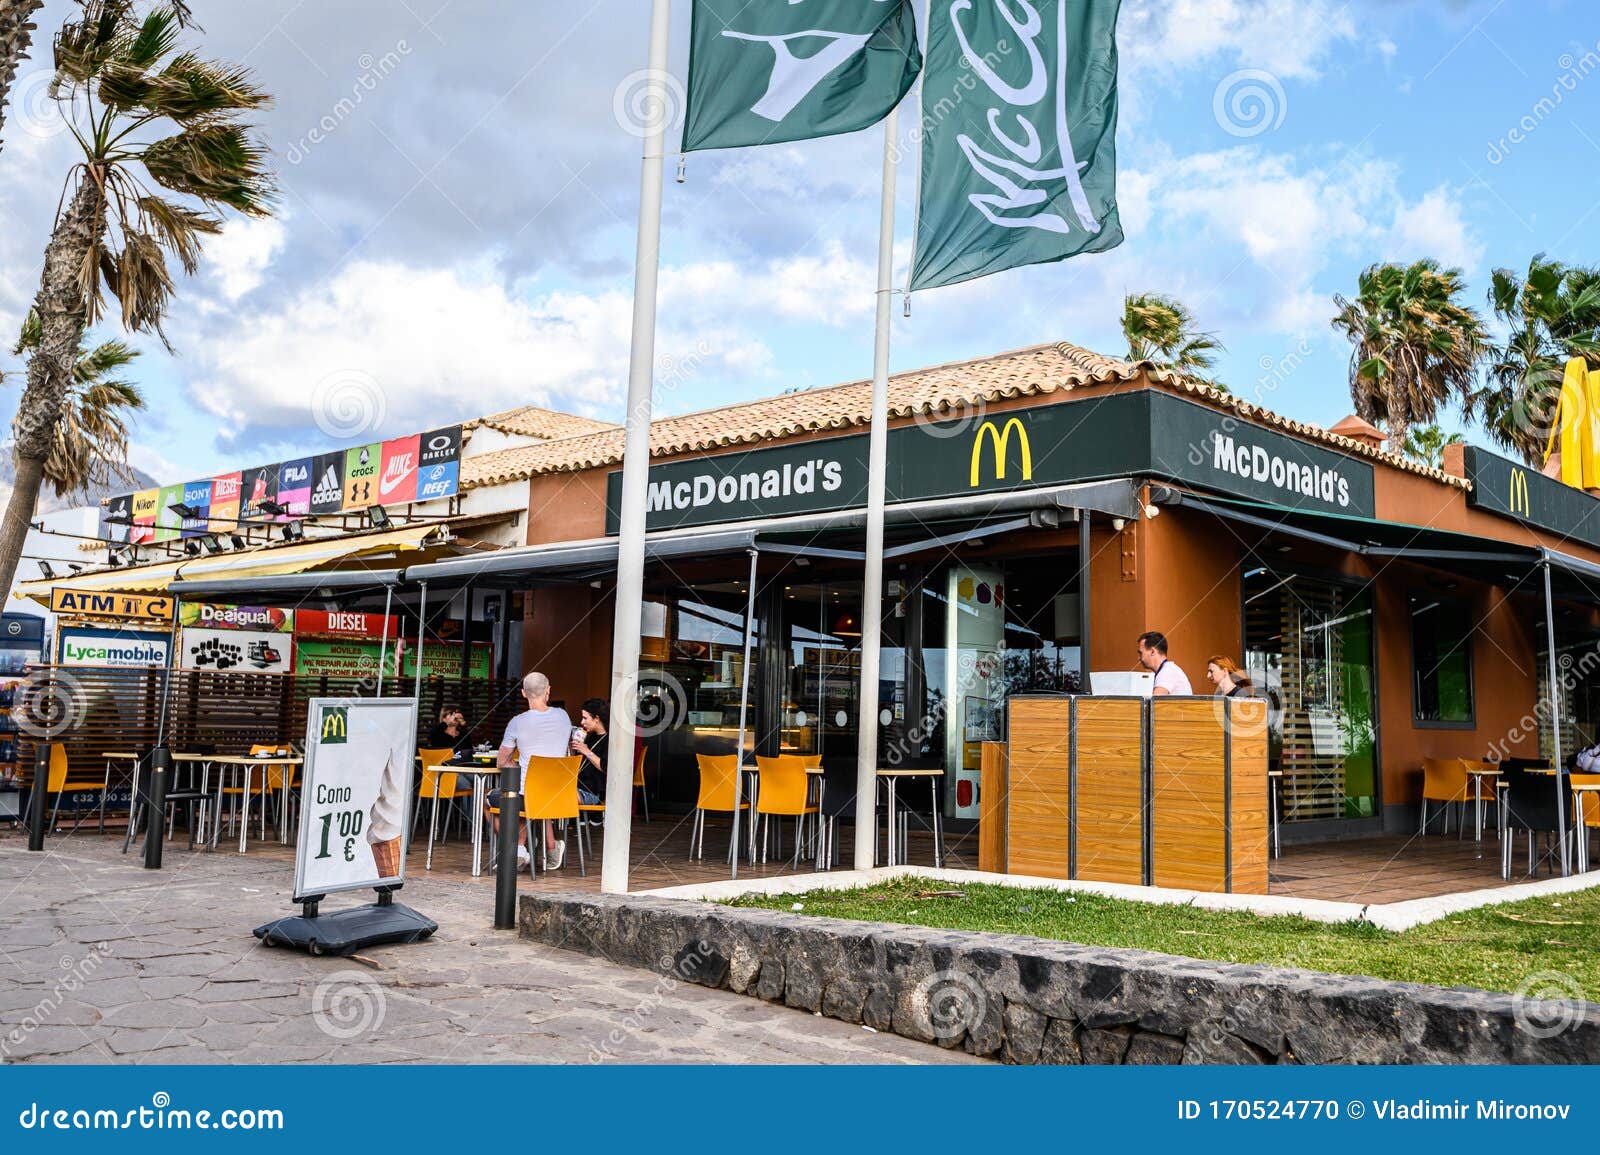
[319,705,349,745]
[969,418,1034,488]
[1508,468,1531,517]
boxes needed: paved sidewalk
[0,832,977,1065]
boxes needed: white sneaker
[548,840,566,870]
[516,845,530,867]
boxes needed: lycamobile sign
[57,626,170,668]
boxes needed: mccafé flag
[909,0,1123,291]
[681,0,921,152]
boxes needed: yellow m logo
[969,418,1033,488]
[320,706,349,744]
[1508,468,1531,517]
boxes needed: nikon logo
[320,706,349,744]
[1508,468,1531,517]
[969,418,1033,487]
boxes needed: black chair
[131,746,213,854]
[1498,759,1568,879]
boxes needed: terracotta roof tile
[459,341,1466,491]
[464,406,618,442]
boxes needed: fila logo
[969,418,1033,488]
[379,452,416,496]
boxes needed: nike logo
[379,455,416,496]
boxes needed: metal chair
[691,753,751,862]
[755,754,819,866]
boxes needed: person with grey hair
[489,670,575,869]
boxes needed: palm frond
[140,122,275,214]
[137,194,220,273]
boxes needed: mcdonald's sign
[1508,468,1531,517]
[319,705,349,744]
[969,418,1034,488]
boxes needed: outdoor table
[175,753,301,854]
[1572,783,1600,872]
[444,756,501,877]
[877,768,944,869]
[101,751,142,853]
[1464,766,1502,843]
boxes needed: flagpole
[603,0,672,895]
[854,106,898,871]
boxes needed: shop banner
[309,451,345,515]
[680,0,921,153]
[344,443,380,509]
[155,483,185,542]
[1463,445,1600,549]
[293,697,418,900]
[910,0,1124,292]
[209,471,242,531]
[402,640,493,680]
[180,626,292,673]
[130,487,158,544]
[294,637,400,679]
[416,459,459,502]
[101,492,132,543]
[295,609,400,638]
[179,603,292,632]
[378,434,420,504]
[179,478,213,537]
[50,588,175,622]
[276,458,312,519]
[57,626,170,667]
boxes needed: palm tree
[0,0,46,155]
[1121,292,1226,390]
[1398,424,1462,471]
[0,0,272,596]
[1330,259,1489,451]
[7,309,146,498]
[1468,255,1600,465]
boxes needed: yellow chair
[44,743,109,835]
[756,754,819,866]
[1569,772,1600,871]
[692,753,751,862]
[490,755,584,876]
[633,744,649,822]
[415,748,471,869]
[1419,757,1469,835]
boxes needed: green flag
[681,0,921,153]
[909,0,1123,292]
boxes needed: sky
[1,0,1598,490]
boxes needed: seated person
[571,697,609,805]
[426,704,473,756]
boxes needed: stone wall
[519,893,1600,1064]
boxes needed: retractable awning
[13,525,443,604]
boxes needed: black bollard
[143,746,170,870]
[25,743,47,851]
[494,763,520,930]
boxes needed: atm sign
[50,589,175,621]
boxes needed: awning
[13,525,444,604]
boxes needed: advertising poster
[180,627,292,672]
[344,443,379,509]
[179,602,292,632]
[294,609,399,638]
[378,433,420,504]
[402,640,493,680]
[209,471,242,531]
[57,626,170,667]
[416,460,459,503]
[293,697,418,900]
[101,493,132,544]
[130,488,159,544]
[180,479,213,537]
[309,451,345,515]
[155,483,185,542]
[276,458,312,518]
[294,638,400,679]
[240,463,278,522]
[419,425,461,468]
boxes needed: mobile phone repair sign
[293,697,419,901]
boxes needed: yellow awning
[13,525,441,605]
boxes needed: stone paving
[0,831,979,1065]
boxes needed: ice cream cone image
[370,835,402,878]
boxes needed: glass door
[781,581,862,767]
[1243,568,1378,825]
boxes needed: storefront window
[1244,569,1378,823]
[1410,594,1474,725]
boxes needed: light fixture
[106,553,121,568]
[37,561,56,580]
[832,611,861,638]
[67,563,83,573]
[229,534,247,550]
[281,521,304,542]
[182,540,201,556]
[169,502,200,520]
[259,499,288,517]
[203,535,224,555]
[366,505,392,530]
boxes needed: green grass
[726,879,1600,998]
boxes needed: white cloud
[1120,0,1360,81]
[201,215,288,303]
[1387,186,1484,272]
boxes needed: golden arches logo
[1509,468,1531,517]
[320,706,349,744]
[969,418,1033,487]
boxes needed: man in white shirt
[1137,631,1193,696]
[493,670,575,869]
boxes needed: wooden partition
[995,694,1269,894]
